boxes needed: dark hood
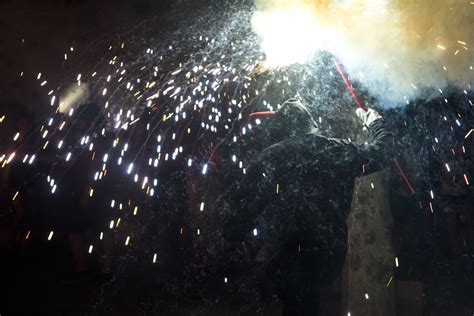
[268,98,319,141]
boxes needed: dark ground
[2,215,474,315]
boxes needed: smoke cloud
[59,83,89,113]
[252,0,473,106]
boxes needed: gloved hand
[356,108,382,127]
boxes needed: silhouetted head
[267,98,319,141]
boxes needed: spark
[127,163,134,174]
[28,155,35,164]
[465,129,473,139]
[6,152,15,164]
[12,191,19,201]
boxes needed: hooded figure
[224,98,390,315]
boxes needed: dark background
[0,0,189,113]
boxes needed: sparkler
[1,8,280,271]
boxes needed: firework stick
[333,59,367,112]
[393,159,415,195]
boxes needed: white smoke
[59,83,89,113]
[252,0,474,106]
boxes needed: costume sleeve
[328,118,392,176]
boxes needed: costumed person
[224,98,391,315]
